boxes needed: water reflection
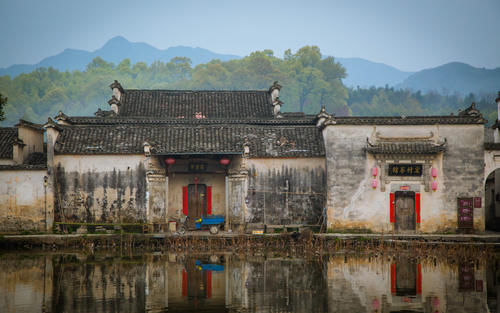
[0,251,497,313]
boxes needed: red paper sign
[473,197,481,208]
[476,280,483,292]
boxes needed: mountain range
[1,36,499,96]
[0,36,240,77]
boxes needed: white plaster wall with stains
[0,169,49,231]
[323,124,485,233]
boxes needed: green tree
[0,93,7,121]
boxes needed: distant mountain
[397,62,500,96]
[2,37,499,97]
[336,57,414,88]
[0,36,241,77]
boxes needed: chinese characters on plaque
[388,164,423,177]
[188,162,207,172]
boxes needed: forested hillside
[0,46,496,126]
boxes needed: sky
[0,0,499,72]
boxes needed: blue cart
[178,215,225,234]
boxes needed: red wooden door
[187,184,206,227]
[395,191,416,232]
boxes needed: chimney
[269,81,283,117]
[108,95,121,114]
[109,80,124,101]
[269,81,281,102]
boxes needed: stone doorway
[485,169,500,231]
[395,191,416,232]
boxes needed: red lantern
[372,166,378,177]
[371,179,378,189]
[165,157,176,166]
[431,167,438,178]
[431,181,438,191]
[220,158,230,166]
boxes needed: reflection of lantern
[372,166,378,177]
[431,167,438,178]
[220,158,230,166]
[431,181,438,191]
[165,157,176,166]
[371,179,378,189]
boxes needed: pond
[0,249,497,313]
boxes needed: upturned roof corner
[109,80,124,93]
[43,117,62,131]
[458,102,487,123]
[315,105,335,129]
[268,81,281,94]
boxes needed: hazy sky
[1,0,499,71]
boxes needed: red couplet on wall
[206,270,212,298]
[417,264,422,294]
[390,263,396,294]
[182,269,187,297]
[415,193,421,224]
[207,186,212,215]
[182,186,188,215]
[390,193,395,223]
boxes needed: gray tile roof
[118,90,274,119]
[55,125,324,158]
[366,142,447,155]
[0,128,17,159]
[335,115,486,125]
[64,115,317,126]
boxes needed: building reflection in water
[0,251,497,313]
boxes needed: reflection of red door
[391,261,422,296]
[182,260,212,300]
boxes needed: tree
[0,93,6,121]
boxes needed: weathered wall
[440,125,485,232]
[246,158,326,225]
[323,124,485,233]
[326,255,488,313]
[0,169,52,232]
[50,255,168,313]
[53,155,148,223]
[227,256,328,312]
[167,173,226,218]
[0,255,53,313]
[18,126,44,161]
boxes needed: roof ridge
[124,89,270,93]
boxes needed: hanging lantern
[371,179,378,189]
[431,181,438,191]
[220,157,230,166]
[372,166,378,177]
[165,157,176,166]
[431,167,438,178]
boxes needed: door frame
[394,190,416,232]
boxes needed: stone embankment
[1,231,499,252]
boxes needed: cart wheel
[209,225,219,234]
[178,225,186,235]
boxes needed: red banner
[415,193,421,224]
[207,186,212,215]
[182,186,188,215]
[390,193,395,223]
